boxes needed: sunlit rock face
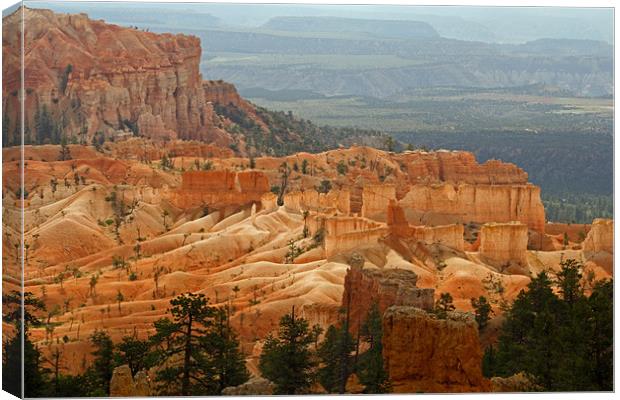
[400,183,545,232]
[382,306,490,393]
[2,7,254,144]
[478,222,529,274]
[342,265,434,335]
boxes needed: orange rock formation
[342,266,434,335]
[283,188,350,215]
[400,183,545,232]
[320,216,388,257]
[2,7,260,145]
[394,150,528,185]
[583,219,613,254]
[174,169,269,208]
[361,184,396,221]
[383,306,490,393]
[478,222,529,274]
[388,200,464,251]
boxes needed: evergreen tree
[317,324,355,393]
[84,330,116,396]
[356,303,390,393]
[2,291,47,398]
[586,279,613,390]
[492,260,613,391]
[150,292,241,395]
[555,258,583,307]
[482,345,497,378]
[199,307,249,394]
[258,307,316,394]
[116,335,151,377]
[2,113,10,147]
[471,296,493,330]
[35,105,53,145]
[58,135,72,161]
[434,292,455,319]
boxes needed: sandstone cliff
[342,265,434,335]
[383,306,490,393]
[582,218,613,254]
[479,222,529,274]
[400,183,545,232]
[284,188,350,215]
[361,184,396,221]
[581,218,613,275]
[320,216,388,257]
[2,7,241,144]
[388,200,464,251]
[110,365,152,397]
[394,150,528,185]
[173,169,269,208]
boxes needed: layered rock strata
[342,266,434,335]
[383,306,490,393]
[582,218,613,254]
[394,150,528,185]
[320,216,388,257]
[2,7,252,144]
[478,222,529,274]
[388,200,464,251]
[110,365,152,397]
[284,188,350,215]
[361,184,396,221]
[174,169,269,208]
[400,183,545,232]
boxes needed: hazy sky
[16,1,615,44]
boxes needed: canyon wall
[395,150,528,185]
[479,222,529,274]
[322,216,388,257]
[342,266,434,335]
[387,200,464,251]
[361,184,396,221]
[400,183,545,232]
[383,306,490,393]
[284,188,350,215]
[582,218,613,254]
[174,169,269,208]
[2,7,238,144]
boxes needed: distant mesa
[262,16,440,40]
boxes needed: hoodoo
[383,306,490,393]
[478,222,529,274]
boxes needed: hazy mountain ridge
[262,16,440,39]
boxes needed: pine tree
[434,292,455,319]
[150,293,246,395]
[35,105,53,145]
[471,296,493,330]
[356,303,390,393]
[492,261,613,391]
[84,330,116,396]
[258,307,316,394]
[2,291,47,397]
[317,324,354,393]
[116,335,151,377]
[58,135,72,161]
[482,345,497,378]
[199,307,249,393]
[2,113,10,147]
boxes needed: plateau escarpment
[4,7,233,143]
[3,7,385,154]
